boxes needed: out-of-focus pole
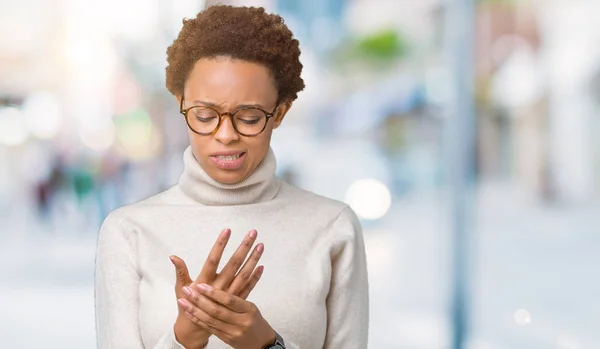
[445,0,476,348]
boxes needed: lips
[210,151,247,170]
[210,150,246,156]
[215,153,242,161]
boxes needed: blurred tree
[331,29,411,79]
[355,30,408,62]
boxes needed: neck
[178,146,279,206]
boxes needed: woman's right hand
[169,228,265,349]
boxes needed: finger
[197,229,231,282]
[180,302,231,339]
[195,283,253,314]
[214,229,257,289]
[181,286,241,324]
[238,265,264,299]
[178,295,239,332]
[227,243,264,295]
[170,255,192,298]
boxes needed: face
[179,57,290,184]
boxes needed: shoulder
[277,181,350,215]
[276,181,360,232]
[99,185,183,231]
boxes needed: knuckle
[239,318,251,330]
[186,303,195,313]
[186,315,196,325]
[207,315,217,326]
[192,292,200,303]
[239,271,250,281]
[231,258,242,269]
[211,306,221,318]
[207,257,219,268]
[225,296,236,308]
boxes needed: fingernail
[221,229,231,238]
[258,265,264,274]
[177,298,188,307]
[182,286,192,296]
[197,283,213,292]
[249,229,257,238]
[169,256,175,264]
[257,243,264,253]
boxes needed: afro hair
[165,5,305,102]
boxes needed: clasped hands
[170,228,276,349]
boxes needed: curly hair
[165,5,305,102]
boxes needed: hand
[170,228,265,348]
[179,283,276,349]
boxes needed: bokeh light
[345,178,392,220]
[22,92,63,140]
[0,107,29,146]
[514,309,532,325]
[79,120,116,152]
[114,108,160,160]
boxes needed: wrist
[173,320,209,349]
[263,329,285,349]
[262,329,277,347]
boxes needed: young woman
[95,5,369,349]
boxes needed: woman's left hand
[179,283,276,349]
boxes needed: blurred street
[2,0,600,348]
[2,182,598,349]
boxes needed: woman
[95,5,369,349]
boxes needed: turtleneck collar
[178,146,280,206]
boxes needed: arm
[95,211,186,349]
[177,206,369,349]
[324,207,370,348]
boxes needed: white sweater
[94,146,369,349]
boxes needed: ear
[176,94,183,110]
[273,99,292,129]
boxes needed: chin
[212,169,248,185]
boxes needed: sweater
[94,146,369,349]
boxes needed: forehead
[184,57,278,106]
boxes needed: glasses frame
[179,96,279,137]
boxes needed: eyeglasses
[180,96,278,137]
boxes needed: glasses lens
[233,109,267,135]
[187,107,219,134]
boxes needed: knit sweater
[94,146,369,349]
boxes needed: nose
[213,114,239,145]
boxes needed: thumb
[169,255,192,296]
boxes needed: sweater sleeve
[323,206,370,348]
[95,211,185,349]
[261,207,369,349]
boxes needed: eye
[196,116,217,123]
[238,118,261,125]
[191,108,218,122]
[235,109,265,124]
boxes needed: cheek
[188,131,210,159]
[249,130,273,153]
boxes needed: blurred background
[1,0,599,348]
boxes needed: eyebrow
[192,100,267,110]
